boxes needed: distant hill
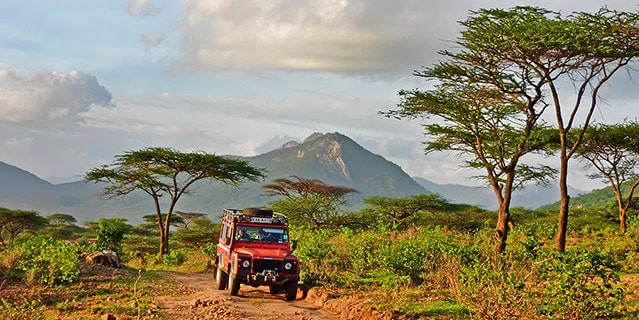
[412,176,587,210]
[538,181,639,210]
[0,132,429,223]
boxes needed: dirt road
[155,271,333,319]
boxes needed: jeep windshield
[234,226,289,244]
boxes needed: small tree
[94,218,130,254]
[576,122,639,233]
[263,176,356,228]
[47,213,77,226]
[173,216,216,248]
[174,211,207,230]
[86,147,265,256]
[0,208,48,246]
[361,194,454,229]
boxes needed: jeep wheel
[285,282,297,301]
[215,265,228,290]
[228,272,240,296]
[269,285,281,294]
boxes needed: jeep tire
[269,285,281,294]
[228,272,240,296]
[215,265,228,290]
[285,282,297,301]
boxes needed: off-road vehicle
[213,208,300,300]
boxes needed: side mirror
[291,239,298,253]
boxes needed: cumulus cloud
[0,69,112,124]
[128,0,162,16]
[178,0,464,74]
[176,0,639,75]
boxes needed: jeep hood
[234,247,293,260]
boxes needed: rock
[86,250,120,267]
[101,314,116,320]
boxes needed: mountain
[412,176,587,210]
[178,132,429,212]
[0,132,429,223]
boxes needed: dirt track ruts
[155,271,333,319]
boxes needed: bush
[162,249,186,266]
[199,243,216,258]
[94,218,128,255]
[537,250,625,319]
[14,236,80,286]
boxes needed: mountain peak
[303,132,325,143]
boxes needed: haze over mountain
[0,132,428,223]
[413,177,587,210]
[1,131,600,223]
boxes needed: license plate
[249,217,271,223]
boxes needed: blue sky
[1,0,638,190]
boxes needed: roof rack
[222,208,288,226]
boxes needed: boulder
[86,250,120,267]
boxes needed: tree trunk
[613,188,626,234]
[556,155,570,252]
[163,224,171,255]
[495,203,510,256]
[159,228,167,258]
[620,207,627,234]
[492,173,514,257]
[152,194,166,257]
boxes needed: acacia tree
[86,147,265,256]
[174,211,207,230]
[385,15,558,253]
[47,213,77,226]
[360,194,454,229]
[263,176,356,228]
[576,122,639,233]
[456,7,639,251]
[0,208,48,246]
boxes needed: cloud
[128,0,162,16]
[176,0,639,76]
[0,69,113,124]
[178,0,464,75]
[140,33,166,49]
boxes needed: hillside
[0,132,428,223]
[538,180,639,210]
[413,177,587,210]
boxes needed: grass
[0,266,178,319]
[367,287,469,319]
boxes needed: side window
[220,224,228,244]
[225,226,233,244]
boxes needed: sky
[0,0,638,190]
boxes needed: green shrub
[537,249,625,319]
[162,249,186,266]
[199,243,216,258]
[14,236,80,286]
[94,218,128,255]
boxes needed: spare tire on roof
[244,207,273,217]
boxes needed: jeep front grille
[253,259,283,273]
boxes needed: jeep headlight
[285,262,292,270]
[242,260,250,268]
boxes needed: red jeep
[213,208,300,301]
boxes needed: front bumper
[238,269,299,286]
